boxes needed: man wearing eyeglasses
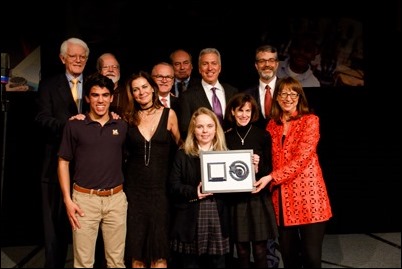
[245,44,281,268]
[151,62,180,114]
[97,53,128,116]
[35,37,90,268]
[245,45,279,130]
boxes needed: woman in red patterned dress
[253,76,332,268]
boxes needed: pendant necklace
[141,107,158,166]
[236,125,252,145]
[144,139,151,166]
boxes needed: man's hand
[65,200,84,231]
[69,114,86,121]
[111,111,121,120]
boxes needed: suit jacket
[158,95,180,119]
[111,83,128,116]
[173,76,201,97]
[185,76,201,92]
[170,94,180,115]
[35,73,88,183]
[179,81,238,137]
[244,84,269,130]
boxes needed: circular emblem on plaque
[229,161,249,181]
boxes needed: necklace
[140,104,153,111]
[139,109,157,133]
[235,125,252,145]
[138,106,156,117]
[144,139,151,166]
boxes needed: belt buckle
[96,188,107,196]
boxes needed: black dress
[225,124,278,242]
[125,108,174,262]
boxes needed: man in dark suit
[169,49,201,97]
[179,48,238,139]
[245,44,281,268]
[35,37,90,268]
[245,45,279,130]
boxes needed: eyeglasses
[256,58,278,64]
[101,65,119,70]
[153,75,174,81]
[279,92,299,99]
[67,54,87,61]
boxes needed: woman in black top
[169,107,230,268]
[224,93,278,268]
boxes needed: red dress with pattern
[267,114,332,226]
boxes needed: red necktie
[161,97,168,107]
[264,85,272,118]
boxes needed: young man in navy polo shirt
[58,73,128,268]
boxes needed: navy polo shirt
[58,114,127,189]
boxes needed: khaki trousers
[72,190,127,268]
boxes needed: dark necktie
[211,87,223,126]
[264,85,272,118]
[177,81,185,95]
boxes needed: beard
[261,70,274,81]
[106,74,120,84]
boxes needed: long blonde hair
[183,107,227,156]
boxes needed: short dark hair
[255,44,278,57]
[83,73,114,97]
[225,93,260,124]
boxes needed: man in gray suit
[179,48,238,138]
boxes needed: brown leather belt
[73,183,123,196]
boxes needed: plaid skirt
[171,198,230,255]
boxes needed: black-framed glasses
[279,92,299,99]
[101,65,119,70]
[153,75,174,81]
[256,58,278,64]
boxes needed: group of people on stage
[35,37,332,268]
